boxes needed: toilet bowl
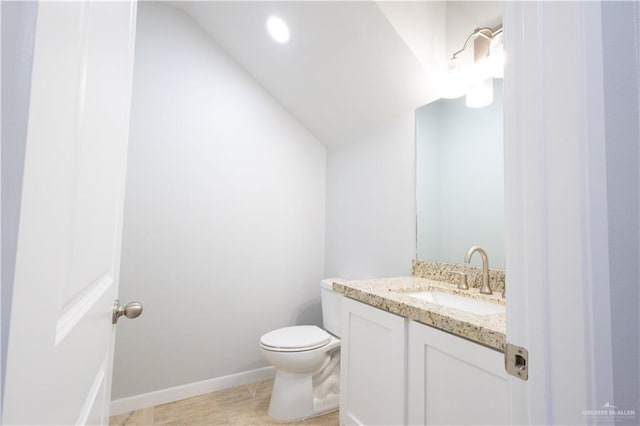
[259,279,343,422]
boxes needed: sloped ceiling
[167,1,502,147]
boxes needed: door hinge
[505,343,528,381]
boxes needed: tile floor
[109,379,339,425]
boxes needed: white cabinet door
[3,2,137,424]
[408,321,509,425]
[340,298,407,426]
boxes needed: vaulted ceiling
[168,1,502,146]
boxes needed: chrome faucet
[464,246,492,295]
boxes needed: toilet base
[267,351,340,422]
[268,371,340,422]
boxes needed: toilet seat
[260,325,330,352]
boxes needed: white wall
[325,113,416,279]
[601,1,639,415]
[324,1,506,281]
[112,3,326,399]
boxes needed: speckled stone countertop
[333,277,506,351]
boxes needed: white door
[504,1,615,424]
[3,1,137,424]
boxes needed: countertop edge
[333,278,506,352]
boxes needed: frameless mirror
[416,80,504,268]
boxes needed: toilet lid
[260,326,330,351]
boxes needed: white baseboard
[110,366,276,416]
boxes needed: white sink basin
[403,291,505,315]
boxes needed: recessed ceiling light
[267,16,290,44]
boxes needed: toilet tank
[321,278,345,337]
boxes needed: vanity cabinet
[339,294,509,426]
[340,297,407,426]
[408,321,509,425]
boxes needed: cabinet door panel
[409,321,509,425]
[341,298,406,425]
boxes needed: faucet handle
[452,271,469,290]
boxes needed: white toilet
[260,278,343,422]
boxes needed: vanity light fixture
[442,25,504,108]
[267,16,290,44]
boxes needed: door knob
[112,299,143,324]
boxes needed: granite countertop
[333,277,506,351]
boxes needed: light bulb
[441,57,472,99]
[267,16,290,44]
[466,78,493,108]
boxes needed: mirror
[415,80,504,268]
